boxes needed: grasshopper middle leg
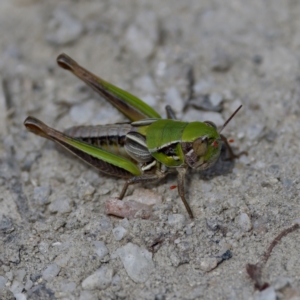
[119,173,166,200]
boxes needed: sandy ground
[0,0,300,299]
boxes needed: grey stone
[116,243,154,283]
[81,266,113,290]
[93,241,109,259]
[49,195,72,214]
[33,186,51,205]
[112,226,127,241]
[0,276,7,289]
[125,11,158,59]
[168,214,186,230]
[9,280,24,294]
[42,264,60,282]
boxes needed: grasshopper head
[182,105,242,170]
[182,121,221,170]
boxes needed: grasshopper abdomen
[65,124,132,159]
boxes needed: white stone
[210,93,223,107]
[82,266,113,290]
[238,213,252,232]
[14,294,27,300]
[116,243,154,283]
[93,241,109,259]
[10,280,25,294]
[125,12,158,59]
[198,257,218,272]
[112,226,127,241]
[134,75,157,93]
[256,286,276,300]
[69,102,94,125]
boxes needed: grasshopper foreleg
[220,134,248,161]
[177,167,194,219]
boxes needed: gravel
[1,0,300,299]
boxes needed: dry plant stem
[246,223,300,291]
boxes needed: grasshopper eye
[204,121,217,129]
[193,138,208,157]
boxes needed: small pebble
[14,294,26,300]
[112,226,127,241]
[247,124,264,141]
[49,195,72,214]
[93,241,109,259]
[24,280,33,291]
[273,276,291,291]
[125,11,158,59]
[134,75,157,94]
[77,178,95,200]
[9,280,25,294]
[238,213,252,232]
[33,186,51,205]
[210,93,223,107]
[69,102,94,125]
[0,276,7,289]
[60,280,76,292]
[38,241,49,254]
[105,198,152,219]
[211,50,232,72]
[79,290,96,300]
[46,8,83,45]
[111,275,121,291]
[42,264,60,282]
[14,270,26,283]
[81,266,113,290]
[256,286,276,300]
[168,214,186,230]
[0,215,14,234]
[185,226,193,235]
[198,257,218,272]
[98,216,113,233]
[165,87,184,113]
[141,94,157,108]
[116,243,155,283]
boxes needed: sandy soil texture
[0,1,300,299]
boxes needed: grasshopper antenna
[218,105,242,134]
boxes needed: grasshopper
[24,54,245,218]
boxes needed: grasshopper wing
[57,54,161,121]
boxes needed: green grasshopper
[24,53,245,218]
